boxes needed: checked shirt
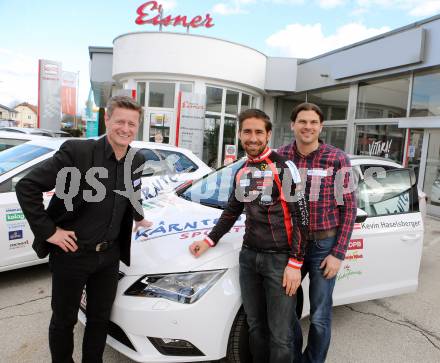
[277,141,357,260]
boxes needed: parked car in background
[0,131,51,152]
[0,137,211,272]
[0,126,70,137]
[78,156,424,363]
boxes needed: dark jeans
[295,236,337,363]
[239,247,300,363]
[48,245,120,363]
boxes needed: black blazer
[15,137,144,266]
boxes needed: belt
[307,228,337,241]
[243,244,290,254]
[80,240,116,252]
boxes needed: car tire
[226,307,252,363]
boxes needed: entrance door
[144,110,175,145]
[422,129,440,217]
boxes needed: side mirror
[355,208,368,223]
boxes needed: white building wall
[113,32,267,92]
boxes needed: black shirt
[59,137,132,245]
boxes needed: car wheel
[226,307,252,363]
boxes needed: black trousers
[48,245,120,363]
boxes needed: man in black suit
[16,96,153,363]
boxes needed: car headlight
[124,269,226,304]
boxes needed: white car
[0,137,211,272]
[0,130,52,152]
[78,156,424,362]
[0,126,71,137]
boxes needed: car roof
[0,130,52,140]
[22,137,201,156]
[348,154,402,168]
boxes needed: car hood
[122,193,245,276]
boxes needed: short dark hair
[290,102,324,123]
[106,96,143,122]
[238,108,272,132]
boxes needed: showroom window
[410,67,440,117]
[204,86,258,167]
[225,90,239,115]
[206,87,223,113]
[356,75,410,119]
[320,126,346,150]
[355,124,406,163]
[308,86,349,120]
[149,82,175,108]
[272,93,307,148]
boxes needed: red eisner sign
[136,1,214,29]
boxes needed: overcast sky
[1,0,439,110]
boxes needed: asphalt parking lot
[1,217,439,363]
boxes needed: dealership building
[89,14,440,217]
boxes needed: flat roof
[88,46,113,60]
[299,13,440,64]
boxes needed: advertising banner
[176,93,205,158]
[61,71,77,115]
[38,59,62,130]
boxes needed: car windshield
[0,143,52,176]
[178,159,245,209]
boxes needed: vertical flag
[61,71,77,115]
[38,59,62,130]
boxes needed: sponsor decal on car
[360,220,421,230]
[8,230,23,240]
[7,221,26,231]
[338,238,364,281]
[9,240,29,250]
[134,216,244,241]
[6,212,25,222]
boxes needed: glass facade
[203,115,220,168]
[320,126,346,150]
[356,75,410,119]
[204,86,256,167]
[308,86,349,120]
[272,93,306,148]
[410,68,440,117]
[225,90,239,115]
[206,87,223,113]
[355,124,406,162]
[148,82,175,108]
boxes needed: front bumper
[78,267,241,362]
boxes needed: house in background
[14,102,38,128]
[0,104,18,126]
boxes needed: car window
[137,148,167,176]
[0,137,25,152]
[155,149,199,173]
[0,162,44,193]
[359,164,395,173]
[356,168,418,217]
[0,144,52,176]
[179,159,245,209]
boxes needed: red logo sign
[348,239,364,250]
[136,1,214,29]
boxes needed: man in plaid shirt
[278,102,357,363]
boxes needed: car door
[333,166,424,305]
[0,163,51,269]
